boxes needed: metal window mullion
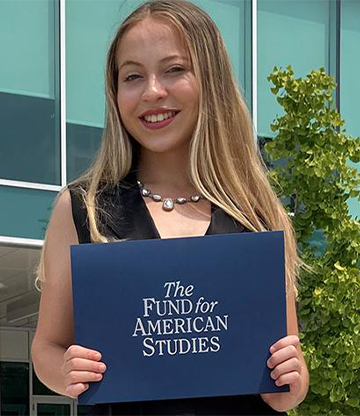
[243,0,252,111]
[30,351,34,416]
[328,0,341,112]
[251,0,258,136]
[335,0,341,113]
[0,236,44,248]
[60,0,67,186]
[0,179,61,192]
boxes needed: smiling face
[116,17,199,155]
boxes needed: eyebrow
[118,55,189,71]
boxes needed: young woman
[32,1,309,414]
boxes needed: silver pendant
[176,197,187,204]
[141,188,151,197]
[152,194,162,202]
[163,198,174,211]
[190,195,200,202]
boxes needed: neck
[136,147,196,195]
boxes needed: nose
[141,74,167,101]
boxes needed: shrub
[265,66,360,415]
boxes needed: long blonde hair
[37,0,300,293]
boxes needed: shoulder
[50,188,73,228]
[47,188,79,246]
[65,183,93,244]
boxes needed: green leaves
[334,262,345,271]
[267,66,360,416]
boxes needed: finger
[65,370,103,386]
[270,335,299,354]
[274,371,301,387]
[64,357,107,374]
[270,357,301,380]
[267,344,298,369]
[64,345,102,362]
[66,382,89,399]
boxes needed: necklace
[137,180,203,211]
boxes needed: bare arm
[31,189,106,397]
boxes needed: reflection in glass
[341,0,360,218]
[37,403,71,416]
[0,0,60,184]
[257,0,330,137]
[0,186,57,240]
[0,362,29,416]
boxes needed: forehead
[117,17,189,64]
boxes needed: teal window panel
[0,92,61,184]
[0,0,60,184]
[341,0,360,219]
[191,0,246,91]
[66,0,246,127]
[66,0,142,128]
[66,123,102,182]
[0,186,57,240]
[0,0,55,98]
[66,0,142,182]
[257,0,330,138]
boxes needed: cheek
[174,79,199,108]
[117,89,139,119]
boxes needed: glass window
[257,0,330,138]
[341,0,360,218]
[37,403,71,416]
[0,362,29,416]
[66,0,142,182]
[78,404,94,415]
[192,0,247,91]
[66,0,248,182]
[0,187,57,240]
[0,0,60,185]
[66,124,102,183]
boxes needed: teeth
[144,111,176,123]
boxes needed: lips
[139,111,180,130]
[139,108,180,118]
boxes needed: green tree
[265,66,360,415]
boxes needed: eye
[124,74,141,82]
[167,66,184,74]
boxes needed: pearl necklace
[137,180,203,211]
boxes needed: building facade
[0,0,359,415]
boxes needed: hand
[261,335,308,412]
[61,345,107,398]
[267,335,302,394]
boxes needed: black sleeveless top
[69,171,287,416]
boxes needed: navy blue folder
[71,231,289,405]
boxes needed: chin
[137,136,191,155]
[141,144,186,155]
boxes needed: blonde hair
[36,0,300,293]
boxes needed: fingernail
[100,364,106,371]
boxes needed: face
[116,17,199,155]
